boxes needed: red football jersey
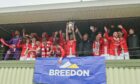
[105,32,121,56]
[100,38,109,55]
[65,40,76,56]
[120,28,128,53]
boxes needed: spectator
[75,28,92,56]
[128,28,140,59]
[1,30,22,60]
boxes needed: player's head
[42,32,47,38]
[26,37,30,43]
[15,30,20,36]
[113,32,118,38]
[31,37,36,43]
[83,33,89,41]
[129,28,135,35]
[36,41,40,46]
[118,31,123,38]
[96,33,102,40]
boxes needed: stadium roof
[0,0,139,24]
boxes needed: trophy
[66,21,75,33]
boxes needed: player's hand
[111,25,115,28]
[9,45,15,48]
[71,27,74,31]
[118,25,123,29]
[75,28,79,33]
[90,26,97,32]
[55,31,58,35]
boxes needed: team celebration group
[0,21,137,62]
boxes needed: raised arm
[90,26,98,42]
[59,45,65,58]
[59,30,65,46]
[66,25,69,41]
[0,38,10,47]
[72,27,76,41]
[58,45,66,64]
[34,33,41,41]
[22,29,26,37]
[75,27,82,40]
[118,25,128,39]
[59,30,64,41]
[104,26,111,40]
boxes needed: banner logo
[60,61,79,69]
[49,61,90,76]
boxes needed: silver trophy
[67,21,75,33]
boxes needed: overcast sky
[0,0,83,8]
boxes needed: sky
[0,0,92,8]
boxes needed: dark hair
[83,33,88,36]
